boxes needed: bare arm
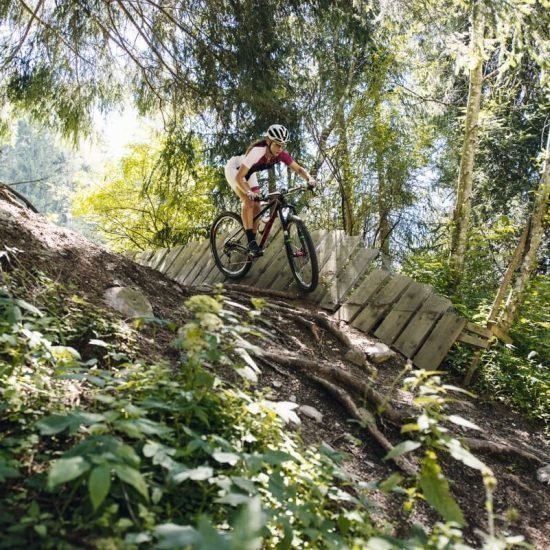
[289,161,315,183]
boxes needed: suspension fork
[279,206,304,248]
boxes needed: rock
[344,346,366,367]
[537,464,550,484]
[364,342,396,364]
[299,405,323,422]
[104,286,154,318]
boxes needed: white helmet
[266,124,290,144]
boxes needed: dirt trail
[1,198,548,548]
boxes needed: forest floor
[1,197,549,549]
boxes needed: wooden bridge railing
[130,230,491,370]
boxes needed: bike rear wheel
[284,218,319,292]
[210,211,252,279]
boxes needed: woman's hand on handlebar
[307,178,317,190]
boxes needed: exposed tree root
[309,374,417,475]
[287,313,323,344]
[261,350,413,425]
[264,301,354,348]
[256,356,290,377]
[225,283,304,301]
[463,437,548,465]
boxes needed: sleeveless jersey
[241,141,294,180]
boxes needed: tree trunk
[375,147,391,256]
[499,132,550,331]
[372,82,391,256]
[486,225,529,325]
[449,0,485,288]
[336,107,356,235]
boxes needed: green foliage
[0,118,94,229]
[72,134,217,251]
[474,278,549,425]
[403,250,549,424]
[1,268,377,548]
[376,369,529,548]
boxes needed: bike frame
[255,186,305,250]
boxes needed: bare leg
[235,188,260,231]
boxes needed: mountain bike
[210,185,319,292]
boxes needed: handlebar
[260,185,314,202]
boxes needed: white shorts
[225,155,260,194]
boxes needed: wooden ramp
[131,232,489,370]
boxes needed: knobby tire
[210,211,252,279]
[284,217,319,292]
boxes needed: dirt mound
[1,198,548,548]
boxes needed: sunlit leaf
[48,457,90,488]
[384,440,421,460]
[230,496,265,547]
[215,493,251,506]
[212,451,240,466]
[155,524,199,549]
[235,365,258,383]
[419,455,465,526]
[88,466,111,510]
[447,415,481,431]
[113,465,149,500]
[172,466,213,483]
[445,438,489,472]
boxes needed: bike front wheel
[210,211,252,279]
[284,218,319,292]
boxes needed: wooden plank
[336,268,392,322]
[187,247,219,287]
[352,274,412,334]
[258,229,329,291]
[149,248,170,270]
[490,324,513,345]
[374,282,433,345]
[134,249,155,266]
[413,312,467,369]
[456,332,490,349]
[207,262,229,285]
[251,231,290,289]
[393,295,451,358]
[178,241,211,285]
[307,231,351,300]
[242,228,284,287]
[166,241,200,279]
[156,245,185,275]
[282,229,336,293]
[199,252,228,286]
[155,246,183,273]
[319,247,379,311]
[465,321,492,339]
[309,234,361,303]
[172,241,207,284]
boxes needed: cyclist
[224,124,316,257]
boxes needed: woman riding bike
[224,124,316,257]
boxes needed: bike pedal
[248,250,264,258]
